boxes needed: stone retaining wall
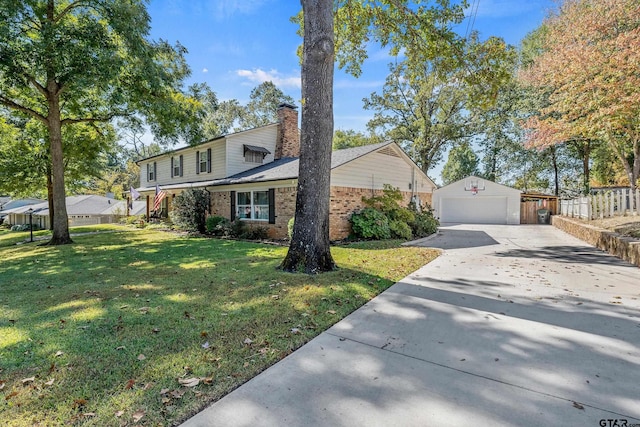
[552,215,640,268]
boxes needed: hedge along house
[134,104,437,240]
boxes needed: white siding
[432,176,521,224]
[331,150,435,193]
[226,125,278,176]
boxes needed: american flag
[153,185,166,212]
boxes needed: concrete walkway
[183,224,640,426]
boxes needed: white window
[237,191,269,221]
[199,151,208,173]
[147,163,156,182]
[172,155,183,177]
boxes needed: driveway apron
[183,224,640,427]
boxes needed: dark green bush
[206,215,229,235]
[350,207,391,239]
[350,185,439,240]
[241,225,269,240]
[408,201,439,238]
[170,189,210,233]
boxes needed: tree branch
[0,96,47,123]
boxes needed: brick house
[134,103,436,240]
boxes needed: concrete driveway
[183,224,640,426]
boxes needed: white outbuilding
[432,176,522,224]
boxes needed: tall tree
[241,81,296,129]
[281,0,336,273]
[284,0,467,273]
[332,129,380,150]
[0,0,201,244]
[520,0,640,191]
[365,32,516,173]
[441,142,479,185]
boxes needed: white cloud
[236,68,301,89]
[202,68,208,73]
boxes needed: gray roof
[136,141,395,192]
[0,195,136,217]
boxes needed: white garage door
[440,196,508,224]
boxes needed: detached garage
[432,176,521,224]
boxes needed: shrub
[287,217,295,241]
[206,215,229,235]
[228,218,245,238]
[350,207,391,240]
[389,220,413,240]
[170,189,210,233]
[408,202,439,238]
[241,225,269,240]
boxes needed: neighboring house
[0,195,143,229]
[134,103,437,240]
[432,175,522,225]
[0,198,45,224]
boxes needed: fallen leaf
[73,398,87,408]
[139,306,150,313]
[271,295,279,300]
[125,379,135,390]
[83,412,96,417]
[201,341,210,349]
[55,351,64,357]
[170,389,186,399]
[160,388,171,394]
[152,328,160,333]
[243,338,253,345]
[132,410,145,422]
[5,391,18,400]
[143,382,154,390]
[115,346,126,351]
[178,377,200,387]
[290,328,300,334]
[21,376,35,384]
[162,397,171,404]
[202,377,214,385]
[137,354,146,361]
[326,310,336,315]
[119,305,129,309]
[200,331,208,337]
[44,378,55,386]
[115,410,124,418]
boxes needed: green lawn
[0,227,439,426]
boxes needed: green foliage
[441,142,480,185]
[352,185,439,240]
[206,215,230,236]
[240,225,270,240]
[408,202,439,238]
[170,189,210,233]
[332,129,381,150]
[350,207,391,240]
[288,217,295,241]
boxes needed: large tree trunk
[47,90,73,245]
[280,0,335,273]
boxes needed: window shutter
[207,148,212,173]
[147,164,150,182]
[230,191,236,221]
[268,188,275,224]
[179,155,183,177]
[170,157,174,178]
[153,162,157,181]
[196,151,200,174]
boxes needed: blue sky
[146,0,556,180]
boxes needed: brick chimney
[275,103,300,159]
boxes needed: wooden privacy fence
[560,189,640,219]
[520,198,558,224]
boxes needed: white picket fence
[560,189,640,219]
